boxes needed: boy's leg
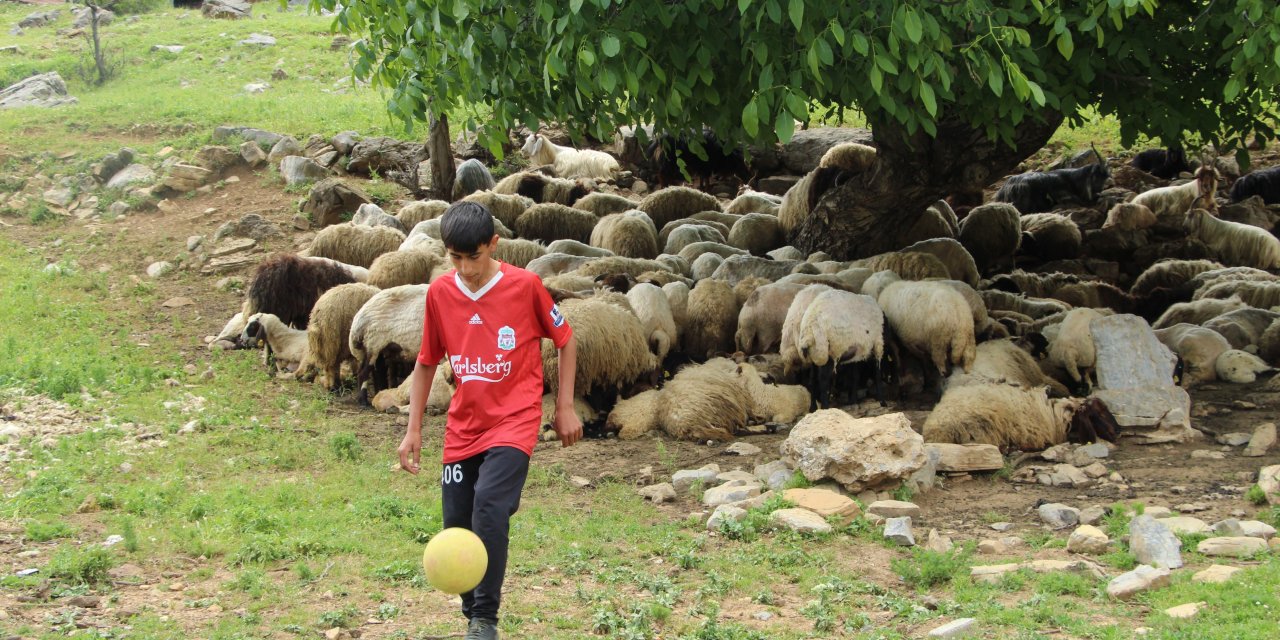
[467,446,530,622]
[440,454,482,618]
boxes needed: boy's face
[447,235,500,290]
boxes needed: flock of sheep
[208,130,1280,453]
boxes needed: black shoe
[465,618,499,640]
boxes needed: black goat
[1130,147,1192,180]
[1229,165,1280,204]
[993,162,1111,214]
[647,128,753,190]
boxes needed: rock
[1038,503,1080,529]
[769,508,833,534]
[716,470,756,484]
[239,33,276,47]
[1091,314,1197,443]
[866,500,920,519]
[780,127,876,174]
[672,464,719,492]
[970,563,1021,584]
[161,297,195,308]
[152,45,184,53]
[18,11,59,29]
[884,516,914,546]
[346,136,427,176]
[1107,565,1172,600]
[1077,506,1106,526]
[1081,462,1109,478]
[1239,520,1276,540]
[990,522,1014,532]
[1145,506,1174,518]
[105,164,155,189]
[1160,516,1210,535]
[1174,502,1210,513]
[1243,423,1276,457]
[927,443,1004,472]
[146,261,174,278]
[702,481,762,507]
[213,126,282,148]
[1211,518,1246,537]
[280,156,328,185]
[163,163,213,192]
[1193,564,1241,584]
[706,504,747,530]
[331,131,361,155]
[213,213,282,242]
[757,174,801,196]
[215,276,244,292]
[324,628,343,640]
[1217,432,1252,446]
[202,0,252,19]
[1164,602,1206,619]
[927,618,977,639]
[725,442,761,456]
[569,476,591,489]
[291,214,311,230]
[194,146,241,173]
[1067,525,1110,554]
[1129,515,1183,569]
[71,7,112,29]
[1043,463,1091,488]
[782,488,860,526]
[243,82,270,95]
[779,410,926,492]
[924,528,953,553]
[977,539,1007,555]
[1191,449,1226,460]
[66,595,101,608]
[1259,465,1280,505]
[239,141,267,167]
[1197,536,1268,557]
[268,136,303,164]
[638,482,676,503]
[1076,441,1112,459]
[301,178,371,228]
[42,186,74,208]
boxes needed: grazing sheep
[779,284,834,369]
[993,161,1110,214]
[654,253,692,277]
[1230,165,1280,204]
[396,199,450,229]
[875,278,977,392]
[944,339,1069,396]
[736,282,805,355]
[1195,280,1280,310]
[297,283,380,391]
[979,290,1072,320]
[709,254,801,287]
[795,289,887,407]
[210,312,248,351]
[659,218,732,247]
[541,297,658,398]
[348,284,428,403]
[726,191,781,216]
[1153,295,1249,330]
[526,253,594,279]
[399,219,510,251]
[853,251,950,281]
[727,213,784,256]
[1050,281,1132,313]
[515,203,599,244]
[818,142,877,172]
[451,158,495,200]
[1215,349,1274,383]
[986,271,1083,298]
[1183,208,1280,269]
[638,186,723,229]
[923,385,1119,451]
[1155,323,1232,387]
[352,203,408,233]
[572,192,637,217]
[663,281,690,326]
[1130,147,1192,180]
[521,133,620,179]
[589,210,659,259]
[545,239,614,258]
[768,246,805,261]
[678,240,749,264]
[367,249,442,289]
[244,253,358,329]
[570,256,668,280]
[1130,259,1225,298]
[1042,308,1104,394]
[958,203,1023,276]
[664,224,727,255]
[609,359,746,441]
[626,283,678,365]
[1020,213,1082,262]
[1188,267,1278,299]
[241,312,310,374]
[1133,165,1221,219]
[495,170,596,207]
[540,274,597,293]
[462,190,534,229]
[779,268,872,292]
[690,210,744,229]
[1103,202,1158,231]
[901,238,980,287]
[682,278,739,359]
[1202,308,1280,350]
[635,270,690,288]
[306,222,406,268]
[493,238,548,268]
[936,280,1005,340]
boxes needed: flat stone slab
[1160,516,1210,535]
[701,481,761,507]
[867,500,920,519]
[769,507,833,534]
[927,618,977,639]
[1107,565,1171,600]
[927,443,1004,472]
[1197,536,1268,557]
[782,487,860,526]
[672,464,719,492]
[1192,564,1241,584]
[200,254,257,275]
[638,482,675,503]
[884,516,915,546]
[1066,525,1110,554]
[1164,602,1206,619]
[1038,503,1080,529]
[706,504,747,530]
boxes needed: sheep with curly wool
[728,213,784,256]
[923,385,1118,451]
[396,199,450,229]
[1202,307,1280,350]
[570,256,669,280]
[735,282,805,355]
[1020,213,1082,262]
[370,362,454,415]
[944,339,1069,396]
[1154,323,1231,387]
[1183,208,1280,269]
[452,158,495,200]
[210,311,248,351]
[958,203,1022,276]
[1189,267,1278,299]
[589,210,659,259]
[302,256,371,283]
[352,203,408,233]
[852,251,950,281]
[691,210,743,229]
[638,186,723,229]
[526,253,594,279]
[655,254,692,277]
[726,191,781,216]
[541,296,658,398]
[515,203,599,245]
[779,284,835,376]
[901,238,980,287]
[1133,165,1220,219]
[681,278,739,360]
[521,133,620,179]
[690,253,724,281]
[306,222,406,268]
[367,249,441,289]
[492,238,547,268]
[1130,259,1225,298]
[296,283,380,392]
[678,240,749,265]
[1153,295,1249,330]
[795,289,887,407]
[1216,349,1274,383]
[241,312,311,374]
[1050,281,1132,313]
[626,282,678,365]
[543,239,614,258]
[244,253,359,329]
[348,283,428,404]
[732,277,771,308]
[875,278,976,391]
[462,191,535,230]
[572,191,638,217]
[1103,202,1158,231]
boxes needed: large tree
[312,0,1280,258]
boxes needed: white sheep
[241,312,310,374]
[1215,349,1274,383]
[1045,307,1106,394]
[795,289,887,407]
[1183,208,1280,269]
[944,339,1069,396]
[625,283,678,365]
[589,210,659,259]
[1133,165,1220,219]
[778,284,834,375]
[875,278,976,392]
[1155,323,1231,387]
[735,282,805,355]
[923,385,1093,451]
[1153,295,1249,330]
[521,133,620,179]
[348,284,428,403]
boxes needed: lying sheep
[521,133,620,179]
[993,161,1110,214]
[944,339,1069,396]
[210,311,247,351]
[241,312,310,374]
[678,240,749,264]
[923,385,1119,451]
[1183,208,1280,269]
[979,290,1072,320]
[725,191,781,216]
[638,186,723,229]
[515,203,599,244]
[1129,259,1224,299]
[1020,213,1082,262]
[451,158,495,200]
[736,282,805,355]
[297,283,380,392]
[1155,323,1231,387]
[1152,295,1249,330]
[901,238,980,288]
[462,191,535,230]
[371,362,455,415]
[348,284,428,403]
[244,253,358,329]
[306,222,406,268]
[1188,267,1278,299]
[1215,349,1274,383]
[709,254,800,287]
[1102,202,1157,231]
[958,203,1022,276]
[1202,307,1280,350]
[664,223,727,255]
[1133,165,1220,219]
[397,200,450,229]
[545,239,614,258]
[572,192,637,217]
[1229,165,1280,204]
[659,218,731,248]
[589,210,659,259]
[493,238,548,268]
[682,278,739,359]
[367,248,441,288]
[1195,280,1280,310]
[818,142,877,172]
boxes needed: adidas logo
[469,313,482,325]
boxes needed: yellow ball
[422,527,489,594]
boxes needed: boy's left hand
[552,410,582,447]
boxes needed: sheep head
[1065,397,1120,444]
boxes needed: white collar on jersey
[454,268,504,301]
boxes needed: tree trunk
[791,110,1065,260]
[89,5,107,86]
[427,111,455,201]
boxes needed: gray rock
[1240,520,1276,540]
[706,504,747,530]
[213,126,282,148]
[351,202,406,232]
[1076,441,1112,459]
[638,482,675,503]
[42,187,74,208]
[928,443,1004,472]
[1091,314,1196,443]
[151,45,184,54]
[105,164,155,190]
[239,141,267,167]
[71,7,113,30]
[716,470,757,484]
[1067,525,1110,554]
[1038,503,1080,530]
[927,618,977,639]
[18,11,59,29]
[1042,463,1091,488]
[268,136,302,164]
[924,528,953,553]
[107,201,129,217]
[239,33,276,47]
[91,148,134,182]
[213,213,283,242]
[1129,515,1183,569]
[1079,506,1106,526]
[0,72,77,109]
[779,410,926,493]
[753,459,791,482]
[279,156,328,186]
[331,131,362,155]
[1107,565,1171,600]
[202,0,252,20]
[1216,432,1252,446]
[1259,465,1280,505]
[884,516,915,546]
[346,136,427,176]
[194,146,241,173]
[769,508,833,534]
[186,235,205,252]
[867,500,920,519]
[780,127,876,174]
[301,178,371,229]
[1197,536,1268,557]
[1160,516,1210,535]
[990,522,1014,532]
[726,442,761,456]
[146,261,174,278]
[672,464,720,493]
[1244,422,1276,457]
[702,481,762,507]
[1211,518,1246,537]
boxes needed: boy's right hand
[398,428,422,475]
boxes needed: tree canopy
[313,0,1280,162]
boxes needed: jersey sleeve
[416,285,446,366]
[533,278,573,349]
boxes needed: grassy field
[1,3,1277,639]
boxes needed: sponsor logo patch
[550,305,565,328]
[497,326,516,350]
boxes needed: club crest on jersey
[550,305,565,328]
[497,326,516,350]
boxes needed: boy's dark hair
[439,201,496,253]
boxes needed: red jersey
[417,262,573,463]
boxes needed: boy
[398,201,581,640]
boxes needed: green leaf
[775,109,795,143]
[601,35,621,57]
[738,0,752,13]
[1224,77,1241,101]
[1027,81,1045,106]
[785,92,807,120]
[766,0,781,24]
[831,22,845,46]
[870,65,883,93]
[492,25,507,48]
[1274,44,1280,66]
[875,54,898,75]
[852,32,869,56]
[807,45,820,77]
[919,82,936,117]
[742,99,760,137]
[578,47,595,67]
[788,0,803,30]
[903,8,922,43]
[629,32,648,47]
[600,68,617,91]
[1056,31,1073,60]
[569,0,583,13]
[816,38,833,65]
[987,64,1004,97]
[759,65,774,90]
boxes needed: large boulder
[202,0,252,20]
[213,126,283,148]
[779,410,926,492]
[194,146,242,173]
[213,213,283,242]
[301,178,371,228]
[71,7,113,29]
[91,148,135,183]
[18,11,59,29]
[0,72,77,109]
[1090,314,1198,443]
[780,127,876,175]
[346,137,427,176]
[105,164,155,190]
[280,156,328,186]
